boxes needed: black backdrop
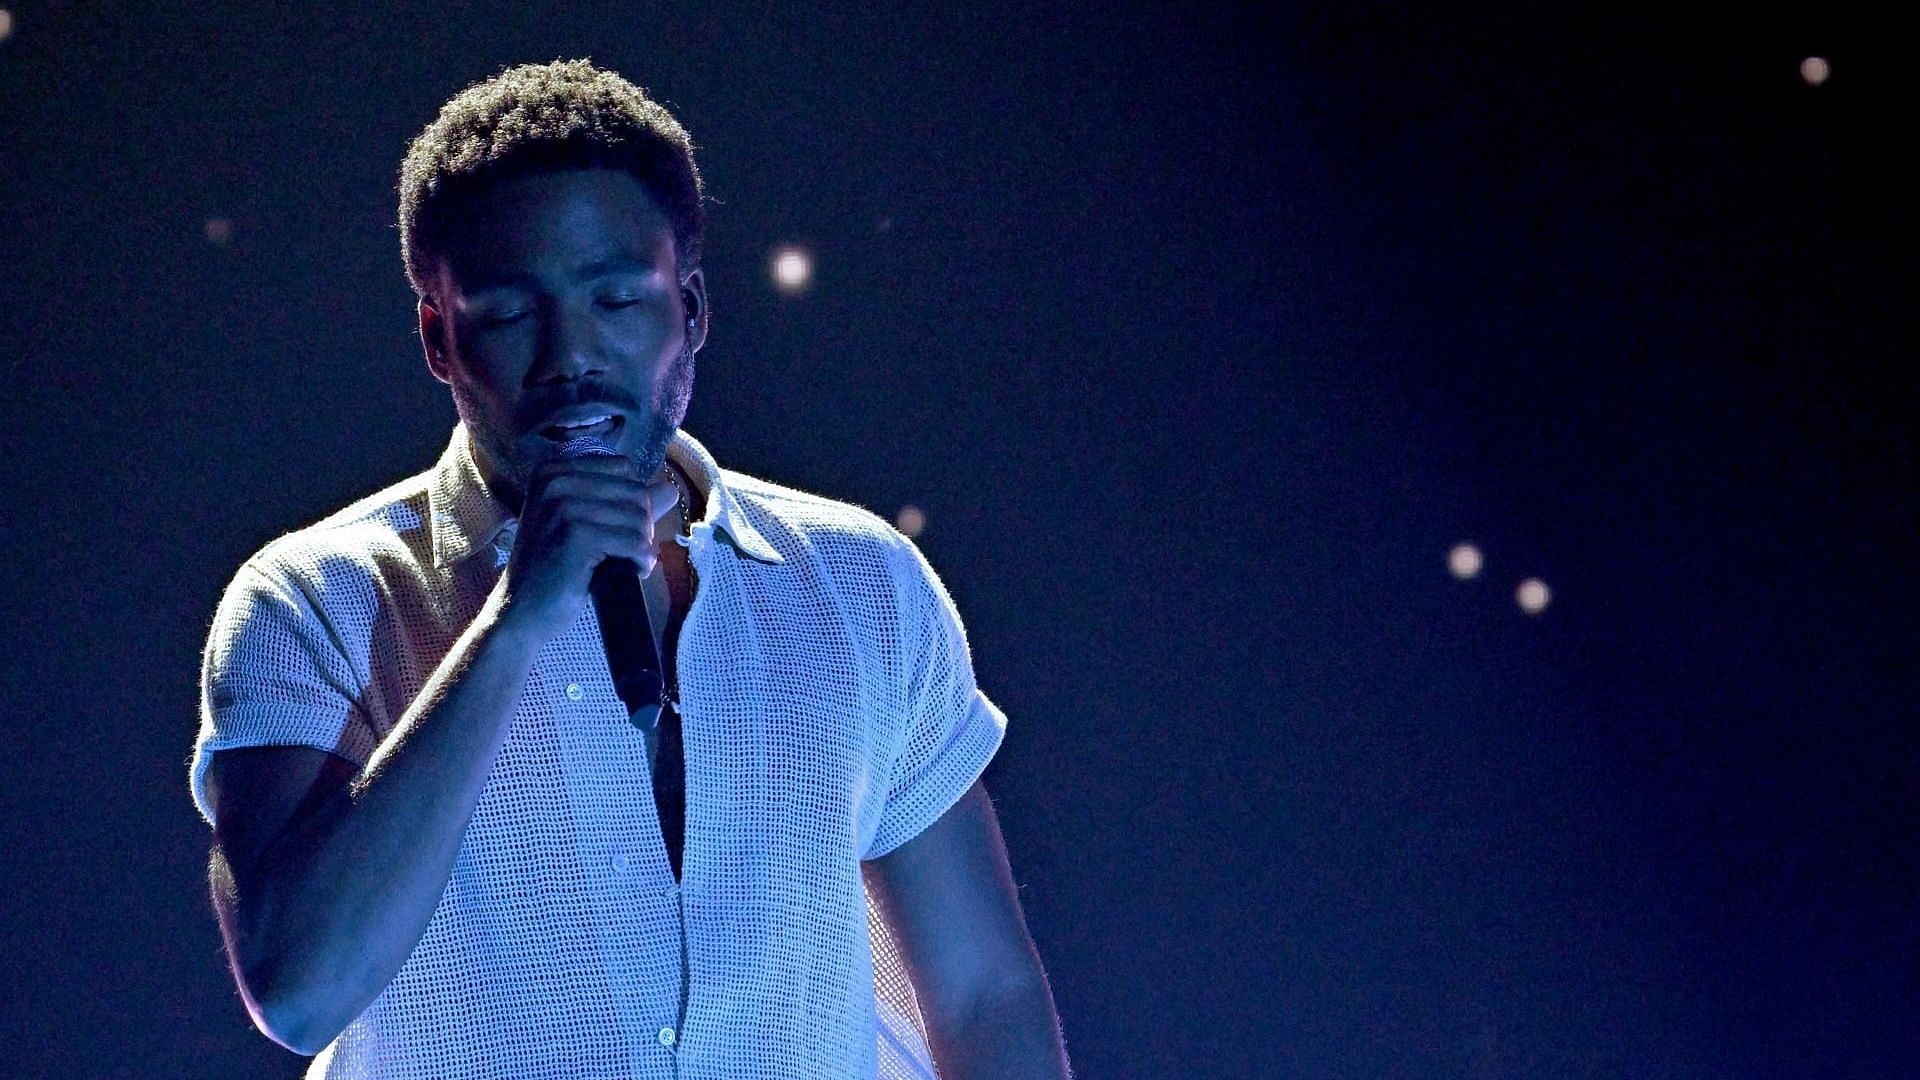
[2,4,1913,1076]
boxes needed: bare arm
[863,780,1072,1080]
[206,586,542,1054]
[205,456,679,1055]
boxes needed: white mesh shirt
[189,424,1007,1079]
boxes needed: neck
[664,455,708,532]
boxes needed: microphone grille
[552,435,621,460]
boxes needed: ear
[679,269,709,355]
[418,297,452,385]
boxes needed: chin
[625,415,678,478]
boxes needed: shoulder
[221,471,435,616]
[718,467,918,569]
[714,468,969,644]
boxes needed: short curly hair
[398,60,705,297]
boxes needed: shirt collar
[428,423,785,570]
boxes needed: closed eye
[598,296,643,311]
[477,310,528,328]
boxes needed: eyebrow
[577,254,668,282]
[463,254,668,296]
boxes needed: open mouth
[539,414,623,441]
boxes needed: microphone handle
[589,555,664,718]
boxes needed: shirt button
[661,882,681,901]
[565,682,583,701]
[657,1025,677,1048]
[611,853,628,872]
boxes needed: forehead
[438,168,677,291]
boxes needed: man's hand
[494,452,683,645]
[204,452,673,1055]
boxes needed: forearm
[926,972,1073,1080]
[234,584,540,1052]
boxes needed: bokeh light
[1516,577,1551,615]
[0,10,15,44]
[204,217,234,245]
[1448,542,1483,580]
[771,246,812,293]
[1800,56,1830,86]
[895,504,926,538]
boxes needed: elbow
[922,966,1072,1079]
[257,1006,336,1053]
[931,963,1059,1037]
[218,896,395,1057]
[235,952,348,1057]
[216,882,351,1055]
[211,841,360,1053]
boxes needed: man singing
[189,60,1071,1079]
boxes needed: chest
[637,540,696,774]
[377,540,897,869]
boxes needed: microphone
[553,435,666,729]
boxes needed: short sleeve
[862,535,1009,860]
[188,560,377,827]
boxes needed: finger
[539,479,667,526]
[555,499,658,530]
[539,471,651,500]
[533,453,639,480]
[647,480,682,526]
[561,516,658,571]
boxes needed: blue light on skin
[417,168,708,515]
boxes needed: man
[190,60,1071,1079]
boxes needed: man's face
[419,167,705,511]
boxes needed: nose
[529,300,604,384]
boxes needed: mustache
[514,383,642,431]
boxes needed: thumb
[649,479,684,528]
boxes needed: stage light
[1801,56,1830,86]
[895,504,926,538]
[1516,577,1551,615]
[1448,542,1483,580]
[771,246,812,293]
[0,10,15,43]
[205,217,233,245]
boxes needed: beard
[627,338,697,480]
[453,338,697,512]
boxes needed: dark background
[2,2,1913,1076]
